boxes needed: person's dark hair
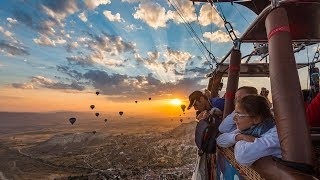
[237,86,258,95]
[302,89,311,102]
[237,95,273,119]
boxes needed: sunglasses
[234,112,253,119]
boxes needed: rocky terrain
[0,112,198,179]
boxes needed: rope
[207,0,239,44]
[168,0,211,63]
[170,0,221,70]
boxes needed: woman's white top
[218,111,237,133]
[216,126,282,166]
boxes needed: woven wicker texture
[217,146,264,180]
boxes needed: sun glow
[170,99,182,106]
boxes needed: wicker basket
[217,146,264,180]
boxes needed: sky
[0,0,318,115]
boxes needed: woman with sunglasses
[216,95,282,166]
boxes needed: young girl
[216,95,282,166]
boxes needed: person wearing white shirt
[217,95,282,166]
[219,86,258,133]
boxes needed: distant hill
[0,112,189,135]
[8,121,198,179]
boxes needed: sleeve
[219,111,237,133]
[216,129,240,148]
[306,93,320,127]
[234,127,282,166]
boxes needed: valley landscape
[0,112,198,179]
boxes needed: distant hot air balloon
[90,105,95,110]
[92,130,97,134]
[95,113,100,117]
[96,91,99,95]
[69,117,76,125]
[148,97,151,100]
[119,111,124,116]
[180,104,186,112]
[180,119,183,123]
[104,119,108,122]
[135,100,138,103]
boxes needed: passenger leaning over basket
[216,95,282,166]
[219,86,258,133]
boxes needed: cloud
[121,0,149,3]
[198,4,224,27]
[83,70,131,94]
[11,75,85,91]
[37,20,57,36]
[164,48,192,67]
[66,55,95,66]
[103,10,123,22]
[56,65,83,80]
[134,51,160,65]
[174,69,185,75]
[81,33,136,59]
[133,2,169,29]
[33,34,67,46]
[30,76,85,91]
[166,0,197,24]
[203,30,228,42]
[84,0,111,10]
[66,54,126,67]
[0,40,29,56]
[66,42,79,52]
[134,48,191,77]
[203,30,233,43]
[55,38,66,44]
[11,83,34,89]
[13,9,57,36]
[6,17,18,24]
[0,26,13,38]
[123,24,143,32]
[41,0,79,24]
[186,67,210,75]
[78,12,87,22]
[33,35,56,46]
[82,70,204,100]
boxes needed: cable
[170,0,208,57]
[233,3,250,26]
[169,0,215,64]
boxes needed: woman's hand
[235,134,256,142]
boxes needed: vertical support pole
[266,7,312,165]
[223,49,241,119]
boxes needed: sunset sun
[170,99,182,106]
